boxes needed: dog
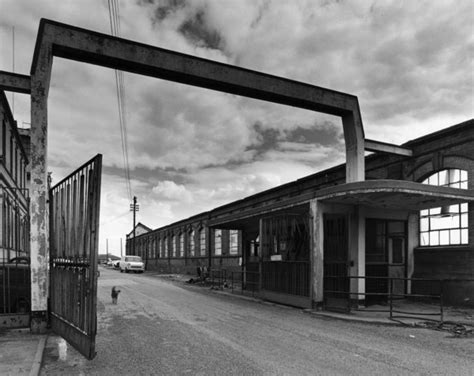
[111,286,121,304]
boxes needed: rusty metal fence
[227,263,310,299]
[230,270,259,297]
[49,154,102,359]
[0,261,30,315]
[324,275,474,322]
[1,185,30,320]
[262,261,310,297]
[209,268,227,288]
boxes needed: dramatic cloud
[0,0,472,254]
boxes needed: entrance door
[49,155,102,359]
[323,214,350,312]
[366,219,407,305]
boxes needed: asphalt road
[40,267,474,375]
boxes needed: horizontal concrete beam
[31,18,366,182]
[32,20,360,117]
[0,71,31,94]
[315,179,474,211]
[365,139,413,157]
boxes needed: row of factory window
[1,119,28,191]
[0,192,29,262]
[131,229,240,258]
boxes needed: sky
[0,0,472,256]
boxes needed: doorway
[323,214,349,312]
[365,219,407,305]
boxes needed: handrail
[321,275,473,322]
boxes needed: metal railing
[230,271,260,297]
[262,261,310,297]
[209,268,227,289]
[324,275,474,322]
[0,262,30,314]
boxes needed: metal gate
[49,154,102,359]
[259,212,311,308]
[323,214,350,312]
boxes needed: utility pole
[106,238,109,262]
[130,196,139,255]
[120,238,123,257]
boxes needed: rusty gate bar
[49,154,102,360]
[0,185,30,323]
[261,261,310,297]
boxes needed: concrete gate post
[30,41,53,334]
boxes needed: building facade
[0,90,30,322]
[0,91,29,263]
[128,120,474,308]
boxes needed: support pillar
[342,112,365,183]
[258,218,263,291]
[406,213,419,294]
[206,225,212,270]
[310,199,324,307]
[348,206,365,306]
[30,41,53,334]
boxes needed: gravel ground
[40,267,474,375]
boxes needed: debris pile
[416,321,474,338]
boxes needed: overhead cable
[108,0,132,201]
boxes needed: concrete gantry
[2,18,368,331]
[0,71,31,94]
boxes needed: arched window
[179,232,185,257]
[199,228,206,256]
[172,235,177,257]
[163,237,168,258]
[420,169,468,246]
[188,229,195,257]
[229,230,239,255]
[214,229,222,255]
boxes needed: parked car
[119,255,145,273]
[113,260,120,269]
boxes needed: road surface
[40,267,474,375]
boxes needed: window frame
[419,169,469,247]
[214,229,222,256]
[229,230,239,255]
[200,228,206,256]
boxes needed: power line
[108,0,132,201]
[12,26,15,115]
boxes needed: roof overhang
[208,180,473,228]
[316,180,474,211]
[209,203,309,230]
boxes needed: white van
[119,255,145,273]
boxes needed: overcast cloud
[0,0,472,255]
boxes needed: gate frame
[1,18,366,333]
[48,154,102,359]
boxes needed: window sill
[415,245,471,251]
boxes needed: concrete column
[206,226,212,269]
[310,199,324,306]
[406,213,419,294]
[258,218,265,291]
[342,112,365,183]
[30,42,53,334]
[349,206,365,305]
